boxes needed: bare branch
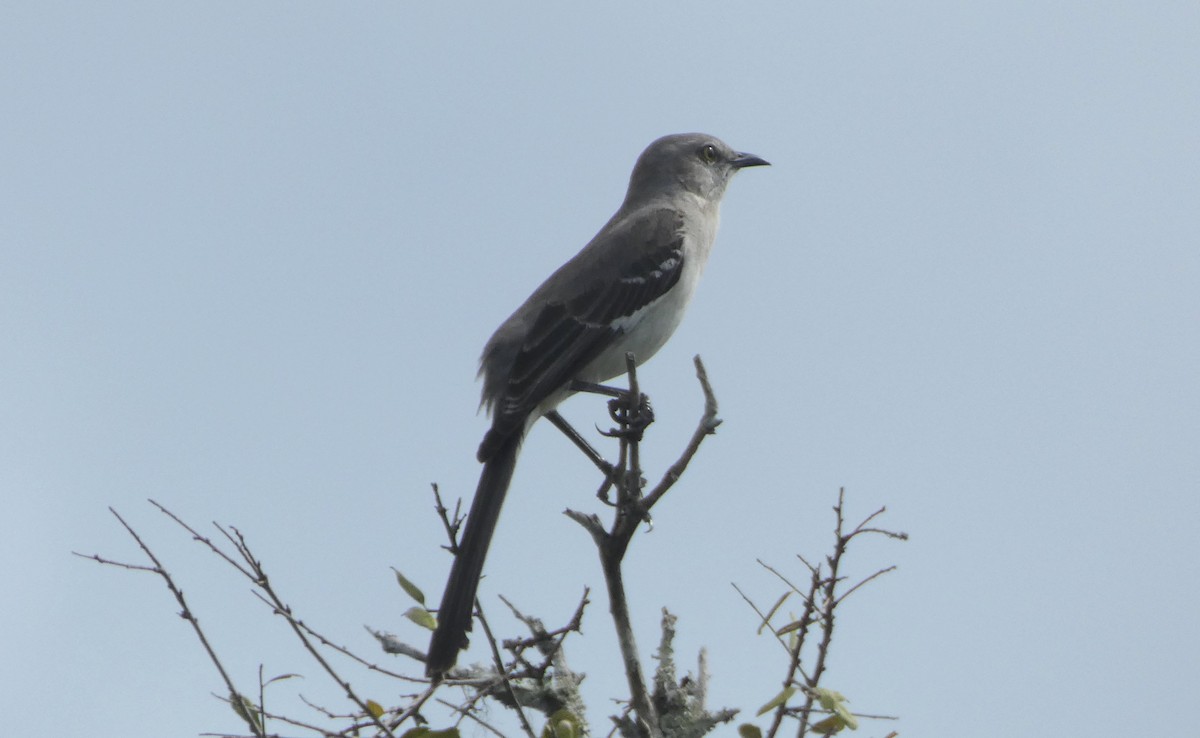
[475,602,537,738]
[71,551,158,573]
[152,504,400,737]
[499,588,590,657]
[730,583,790,653]
[148,499,257,581]
[90,507,266,738]
[435,697,509,738]
[835,565,898,606]
[431,482,464,552]
[641,355,722,510]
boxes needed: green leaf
[265,672,302,686]
[776,618,805,635]
[759,592,790,633]
[836,706,858,730]
[810,715,846,734]
[813,688,858,730]
[756,685,796,716]
[404,606,438,631]
[738,723,764,738]
[813,687,837,710]
[230,692,263,734]
[426,729,461,738]
[542,708,583,738]
[366,699,385,718]
[392,567,426,605]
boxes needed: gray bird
[427,133,768,678]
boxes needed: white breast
[577,214,717,385]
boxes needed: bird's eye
[698,144,719,164]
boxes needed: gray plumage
[427,133,768,678]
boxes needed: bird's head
[626,132,769,203]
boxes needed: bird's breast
[576,230,712,385]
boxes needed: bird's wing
[478,208,685,459]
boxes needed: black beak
[731,151,770,169]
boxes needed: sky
[2,2,1198,737]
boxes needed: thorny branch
[77,502,424,737]
[736,488,907,738]
[73,508,267,738]
[564,354,723,738]
[77,353,903,738]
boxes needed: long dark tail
[426,434,520,678]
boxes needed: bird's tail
[426,434,520,678]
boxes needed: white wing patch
[618,254,682,286]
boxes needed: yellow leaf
[756,685,796,716]
[404,606,438,631]
[366,699,384,718]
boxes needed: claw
[603,391,656,441]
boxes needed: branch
[74,507,267,738]
[149,502,399,737]
[475,602,537,738]
[734,489,907,738]
[642,355,722,510]
[562,354,725,738]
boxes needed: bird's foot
[600,391,655,441]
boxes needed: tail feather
[426,435,520,678]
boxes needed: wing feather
[477,209,686,460]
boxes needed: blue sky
[3,3,1198,736]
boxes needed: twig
[641,356,722,510]
[475,602,537,738]
[757,560,819,612]
[431,483,464,552]
[386,684,439,733]
[289,619,419,682]
[499,588,590,657]
[740,489,908,738]
[149,504,398,738]
[70,552,157,573]
[208,691,333,735]
[75,507,267,738]
[765,564,820,738]
[435,697,509,738]
[148,500,257,580]
[835,566,898,606]
[730,583,790,652]
[792,491,849,737]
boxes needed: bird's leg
[544,410,620,504]
[563,378,653,505]
[568,380,656,441]
[567,380,627,398]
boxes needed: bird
[426,132,768,678]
